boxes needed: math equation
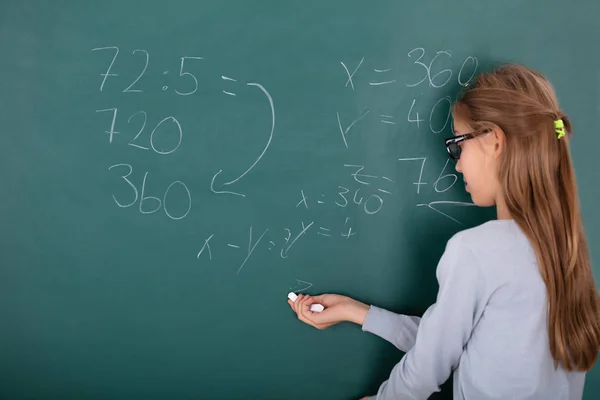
[90,45,479,278]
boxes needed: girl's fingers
[288,293,330,330]
[293,294,304,313]
[298,295,317,327]
[296,295,308,318]
[296,295,309,319]
[309,294,325,305]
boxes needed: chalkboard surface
[1,1,599,399]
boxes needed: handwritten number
[353,189,364,205]
[398,158,428,194]
[174,56,203,96]
[127,111,149,150]
[428,51,452,88]
[96,108,119,143]
[139,172,162,214]
[434,159,458,193]
[405,48,428,88]
[123,112,182,154]
[408,99,424,129]
[364,195,384,215]
[405,48,452,88]
[91,46,119,91]
[429,97,452,134]
[458,56,479,86]
[284,229,292,244]
[150,116,183,155]
[164,181,192,220]
[123,49,149,93]
[336,186,349,207]
[108,165,190,220]
[405,50,476,88]
[108,164,138,208]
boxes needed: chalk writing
[292,280,313,293]
[380,114,396,125]
[407,96,452,134]
[197,234,215,261]
[433,159,458,193]
[336,107,370,148]
[458,56,479,87]
[370,65,395,85]
[127,111,148,150]
[221,75,238,96]
[341,57,364,90]
[91,46,119,91]
[91,46,204,94]
[237,226,269,274]
[95,108,119,143]
[341,217,356,239]
[417,201,476,224]
[192,216,357,272]
[89,45,484,284]
[317,227,332,237]
[174,56,204,96]
[395,157,475,223]
[123,49,149,93]
[96,109,183,154]
[397,157,428,194]
[407,99,424,129]
[281,221,314,259]
[344,164,379,185]
[296,164,392,215]
[405,48,453,88]
[108,164,191,220]
[296,190,309,209]
[211,82,275,197]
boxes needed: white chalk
[310,303,324,312]
[287,292,324,313]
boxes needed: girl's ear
[490,125,506,159]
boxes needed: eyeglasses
[444,132,477,160]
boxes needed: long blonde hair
[455,64,600,371]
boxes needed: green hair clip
[554,119,565,140]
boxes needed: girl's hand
[287,293,370,330]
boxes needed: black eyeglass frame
[444,132,479,160]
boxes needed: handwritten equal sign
[380,114,395,125]
[222,76,237,96]
[369,68,396,86]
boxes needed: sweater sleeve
[365,235,487,400]
[362,306,421,353]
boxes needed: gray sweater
[362,219,586,399]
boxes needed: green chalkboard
[1,1,599,399]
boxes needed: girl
[288,64,600,399]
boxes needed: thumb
[300,295,325,310]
